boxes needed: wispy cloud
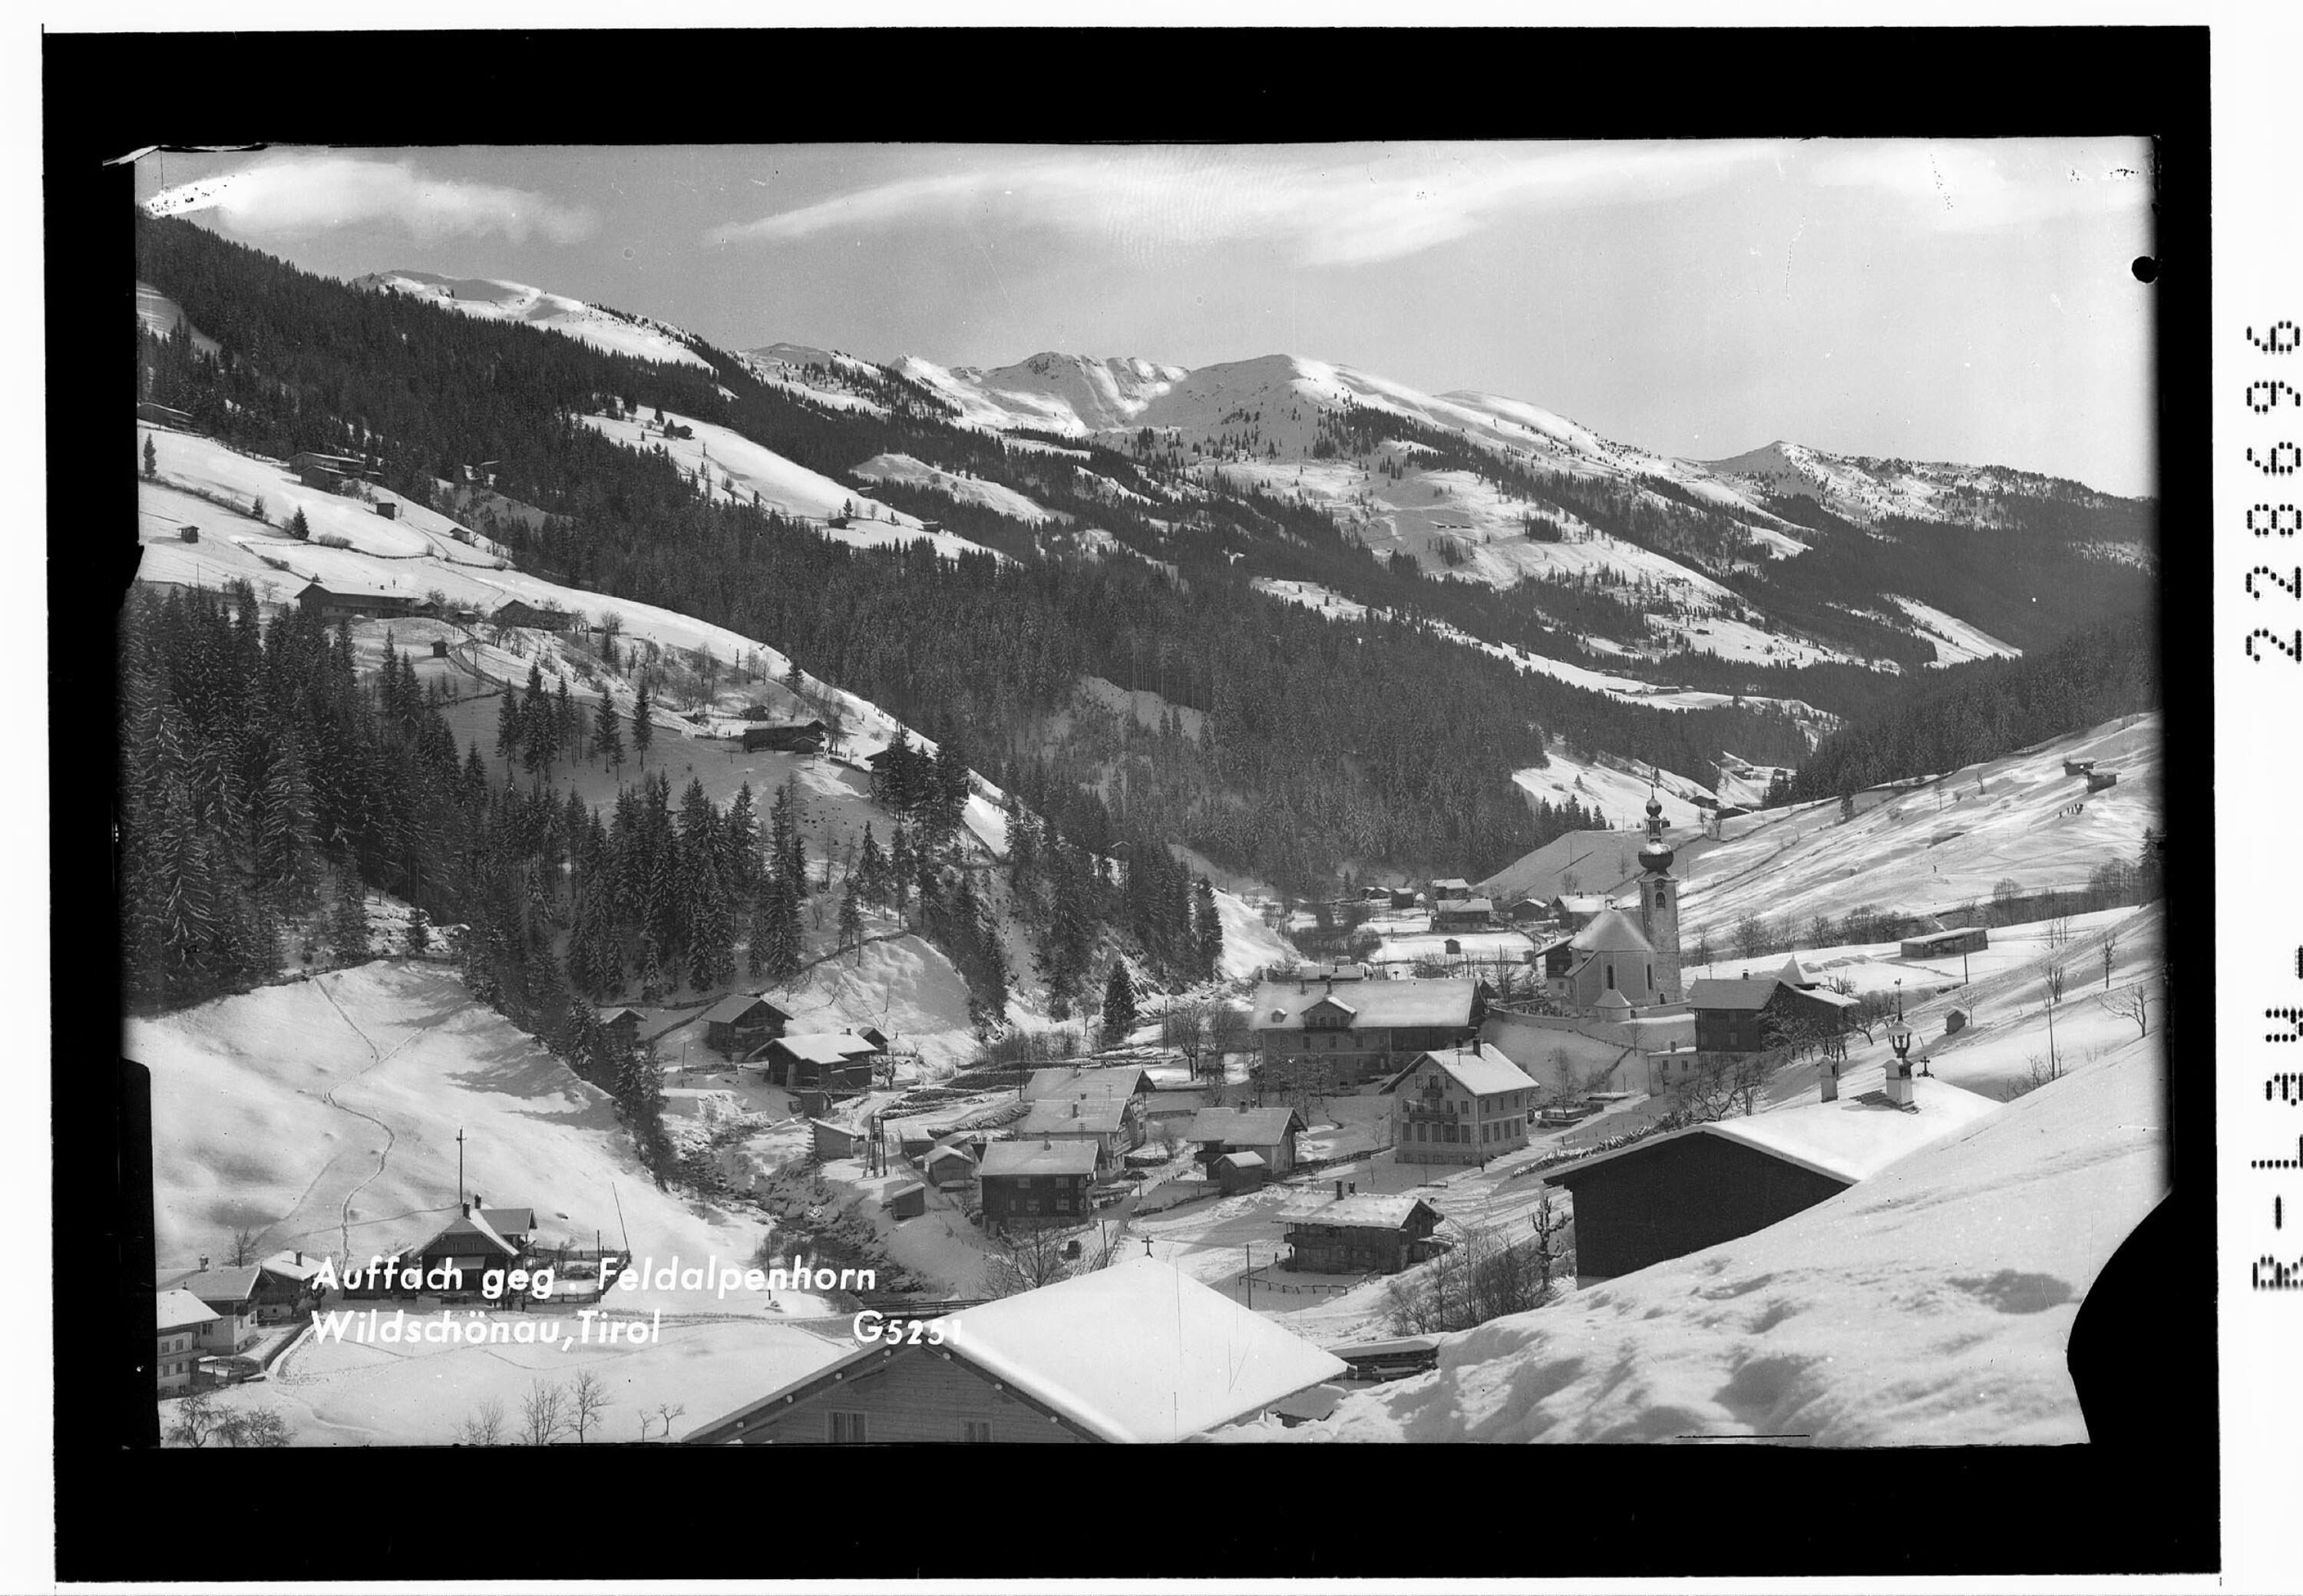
[709,143,1782,267]
[144,155,598,244]
[1796,139,2153,232]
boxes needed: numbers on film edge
[2258,951,2303,1287]
[2249,322,2303,666]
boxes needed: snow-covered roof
[1022,1065,1147,1102]
[1408,1045,1538,1098]
[1019,1098,1129,1136]
[157,1288,220,1332]
[1434,897,1495,914]
[401,1207,520,1260]
[1547,1077,2000,1189]
[766,1033,880,1065]
[257,1250,327,1283]
[299,577,406,601]
[1184,1106,1306,1146]
[1291,1194,1441,1231]
[1687,977,1782,1012]
[158,1264,263,1305]
[937,1260,1348,1442]
[479,1206,535,1236]
[700,993,785,1024]
[980,1140,1101,1178]
[1776,955,1820,988]
[1252,978,1477,1032]
[1217,1151,1267,1170]
[1570,909,1654,953]
[924,1141,976,1167]
[1594,990,1634,1012]
[1554,894,1606,913]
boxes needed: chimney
[295,1250,303,1266]
[1884,1060,1917,1109]
[1336,1181,1345,1201]
[1819,1062,1839,1104]
[199,1256,209,1271]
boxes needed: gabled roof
[1290,1194,1443,1231]
[1434,897,1494,915]
[1545,1075,2001,1189]
[980,1139,1101,1178]
[923,1141,977,1168]
[1570,909,1653,954]
[765,1033,881,1066]
[1775,955,1820,989]
[1018,1098,1129,1137]
[685,1260,1346,1445]
[404,1207,520,1260]
[257,1250,328,1284]
[1687,976,1783,1012]
[1215,1151,1267,1170]
[1022,1064,1148,1102]
[479,1207,535,1236]
[158,1264,263,1306]
[598,1006,646,1026]
[700,992,787,1025]
[1183,1106,1307,1146]
[299,577,405,602]
[157,1289,220,1333]
[1553,894,1606,914]
[1252,977,1478,1033]
[1429,877,1473,894]
[1396,1045,1537,1099]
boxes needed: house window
[828,1410,869,1444]
[1647,963,1654,991]
[1607,962,1616,990]
[962,1420,993,1443]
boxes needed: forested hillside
[1788,614,2160,800]
[134,215,1835,891]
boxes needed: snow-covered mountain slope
[895,352,1189,435]
[136,279,220,358]
[355,269,714,372]
[1700,438,2143,530]
[1677,713,2160,940]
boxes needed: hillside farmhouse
[1182,1104,1307,1175]
[1284,1193,1450,1274]
[154,1264,263,1354]
[156,1290,217,1393]
[755,1033,881,1093]
[1543,1074,1998,1283]
[701,993,792,1058]
[295,579,419,623]
[1253,973,1480,1090]
[683,1260,1346,1444]
[1016,1095,1141,1170]
[742,720,828,754]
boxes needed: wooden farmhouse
[1550,894,1607,931]
[1431,897,1494,933]
[1021,1063,1150,1105]
[701,993,792,1058]
[253,1250,331,1324]
[1253,973,1480,1090]
[811,1119,868,1161]
[741,720,828,755]
[491,599,575,630]
[1543,1072,1999,1282]
[295,579,418,623]
[1284,1193,1450,1275]
[1182,1104,1307,1176]
[1900,927,1989,961]
[598,1006,645,1052]
[756,1033,881,1093]
[154,1264,263,1354]
[1384,1045,1538,1166]
[1688,973,1860,1063]
[155,1290,217,1394]
[683,1260,1346,1445]
[977,1138,1099,1228]
[359,1203,525,1299]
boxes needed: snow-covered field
[356,269,713,372]
[1677,714,2161,939]
[852,451,1062,524]
[1888,595,2023,666]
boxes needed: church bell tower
[1636,776,1683,1002]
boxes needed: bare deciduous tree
[2101,983,2149,1039]
[638,1401,688,1442]
[214,1409,293,1447]
[566,1369,611,1442]
[985,1224,1080,1298]
[1384,1223,1561,1336]
[227,1226,264,1267]
[458,1398,507,1446]
[520,1379,567,1446]
[164,1390,220,1449]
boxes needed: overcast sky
[139,140,2158,497]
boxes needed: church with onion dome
[1535,781,1686,1015]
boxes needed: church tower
[1635,777,1683,1003]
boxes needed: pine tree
[1193,877,1224,981]
[636,929,669,1004]
[631,682,653,768]
[406,907,432,957]
[1102,961,1139,1046]
[143,434,157,479]
[287,507,310,542]
[328,871,371,964]
[590,696,624,772]
[838,877,864,960]
[856,823,887,907]
[746,885,774,980]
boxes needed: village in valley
[126,141,2166,1450]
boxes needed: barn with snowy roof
[682,1259,1347,1445]
[1543,1071,1998,1283]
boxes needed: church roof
[1569,909,1654,954]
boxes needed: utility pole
[456,1126,465,1207]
